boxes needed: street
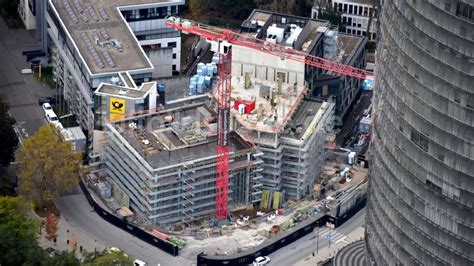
[0,18,53,142]
[336,90,372,146]
[268,207,366,265]
[55,187,193,266]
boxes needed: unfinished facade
[227,72,334,201]
[238,10,367,117]
[103,103,263,226]
[366,1,474,265]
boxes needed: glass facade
[121,6,178,22]
[366,0,473,265]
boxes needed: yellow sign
[110,97,126,114]
[109,113,125,122]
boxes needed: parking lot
[0,18,55,142]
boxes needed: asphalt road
[336,90,373,146]
[57,188,194,266]
[267,208,366,265]
[0,18,53,142]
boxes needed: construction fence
[79,181,179,256]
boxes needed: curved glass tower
[366,1,473,265]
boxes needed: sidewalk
[294,226,365,266]
[38,215,108,259]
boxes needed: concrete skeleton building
[238,10,367,117]
[104,102,263,226]
[311,0,378,41]
[225,10,371,201]
[366,0,473,265]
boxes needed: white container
[348,152,356,165]
[238,104,246,114]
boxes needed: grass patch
[0,0,25,29]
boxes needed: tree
[84,250,134,266]
[17,124,82,208]
[45,212,59,241]
[0,98,18,166]
[45,251,80,266]
[0,196,44,265]
[316,6,346,32]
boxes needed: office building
[366,1,474,265]
[312,0,377,41]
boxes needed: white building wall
[312,0,377,40]
[232,45,305,85]
[128,19,181,74]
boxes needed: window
[172,53,177,59]
[410,129,429,152]
[168,41,177,48]
[349,5,353,14]
[172,65,176,71]
[456,2,474,21]
[444,1,451,11]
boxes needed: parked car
[253,256,271,266]
[38,96,56,106]
[42,102,53,112]
[44,110,59,124]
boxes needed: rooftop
[336,34,364,64]
[110,103,252,169]
[240,9,329,52]
[227,76,308,134]
[281,100,326,140]
[95,71,156,98]
[50,0,167,75]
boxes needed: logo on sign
[110,98,126,114]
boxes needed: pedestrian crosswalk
[314,227,347,244]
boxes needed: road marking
[334,236,347,244]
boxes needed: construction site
[80,10,373,257]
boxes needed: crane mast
[215,44,232,220]
[165,16,374,221]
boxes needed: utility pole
[316,220,320,254]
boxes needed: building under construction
[103,102,263,226]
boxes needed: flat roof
[337,34,364,64]
[111,104,252,169]
[50,0,165,75]
[95,82,156,98]
[300,20,329,52]
[227,77,308,134]
[283,100,324,140]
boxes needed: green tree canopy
[0,196,80,265]
[17,124,82,208]
[0,98,18,166]
[0,196,44,265]
[84,250,134,266]
[45,250,81,266]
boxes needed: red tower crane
[165,17,374,221]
